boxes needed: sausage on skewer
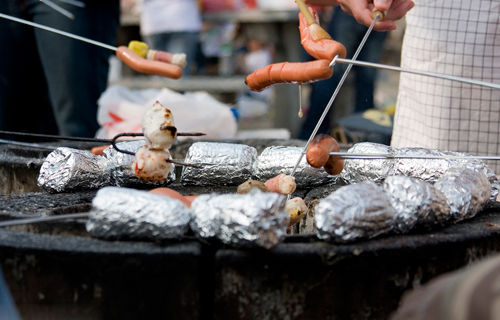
[245,59,334,92]
[306,134,344,175]
[116,46,183,79]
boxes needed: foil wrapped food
[37,147,110,193]
[315,181,396,242]
[180,142,257,186]
[340,142,498,203]
[86,187,191,240]
[434,166,491,221]
[190,189,289,249]
[383,176,451,233]
[253,146,336,188]
[340,142,397,184]
[103,140,175,187]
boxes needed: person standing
[140,0,202,75]
[0,0,120,140]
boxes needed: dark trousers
[298,7,387,140]
[0,0,119,140]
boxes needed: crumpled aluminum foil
[393,148,456,183]
[340,142,498,204]
[315,181,396,242]
[37,147,110,193]
[180,142,257,186]
[434,166,491,221]
[86,187,191,240]
[253,146,336,188]
[103,140,175,187]
[190,189,289,249]
[340,142,397,184]
[383,176,451,233]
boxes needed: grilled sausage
[116,46,183,79]
[245,60,334,92]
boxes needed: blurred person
[298,6,388,139]
[140,0,202,75]
[0,265,20,320]
[0,0,120,140]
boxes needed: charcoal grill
[1,141,500,320]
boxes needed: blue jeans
[0,0,119,140]
[298,7,387,140]
[143,31,200,76]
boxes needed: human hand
[337,0,414,31]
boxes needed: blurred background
[113,0,405,142]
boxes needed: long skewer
[288,10,383,181]
[329,152,500,161]
[330,56,500,90]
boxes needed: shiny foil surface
[86,187,191,240]
[103,140,175,187]
[180,142,257,186]
[434,166,491,221]
[341,142,397,184]
[190,189,289,249]
[38,147,110,193]
[383,176,451,233]
[253,146,336,188]
[393,148,456,183]
[315,181,396,242]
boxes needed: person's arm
[304,0,414,31]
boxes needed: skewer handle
[371,9,386,21]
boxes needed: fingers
[385,0,415,21]
[373,0,393,12]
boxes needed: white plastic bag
[96,85,237,140]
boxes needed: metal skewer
[58,0,86,8]
[40,0,75,20]
[0,13,116,51]
[329,152,500,161]
[288,10,384,193]
[330,56,500,90]
[0,213,89,228]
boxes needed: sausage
[245,60,334,92]
[116,46,183,79]
[324,156,344,175]
[148,50,187,68]
[91,145,109,156]
[299,7,347,61]
[306,134,339,168]
[148,187,194,207]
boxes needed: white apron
[391,0,500,173]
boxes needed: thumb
[373,0,392,12]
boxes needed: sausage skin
[306,134,339,168]
[116,46,183,79]
[299,7,347,61]
[148,187,194,207]
[245,60,333,92]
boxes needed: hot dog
[245,59,334,92]
[116,46,183,79]
[299,7,347,61]
[306,134,339,168]
[306,134,344,175]
[91,145,109,156]
[128,40,188,68]
[148,187,195,207]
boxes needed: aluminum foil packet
[434,166,491,221]
[38,147,110,193]
[190,189,289,249]
[315,181,396,242]
[103,140,175,187]
[340,143,498,204]
[180,142,257,186]
[253,146,336,188]
[341,142,397,184]
[383,176,451,233]
[86,187,191,240]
